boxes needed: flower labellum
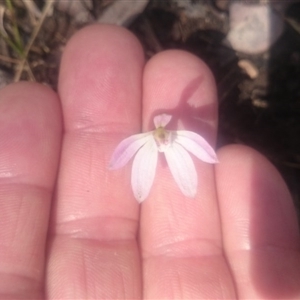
[109,114,218,203]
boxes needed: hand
[0,24,299,299]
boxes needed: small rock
[55,0,93,24]
[238,59,259,79]
[226,2,284,54]
[252,98,269,108]
[215,0,230,11]
[98,0,149,26]
[173,0,209,19]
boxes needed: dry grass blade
[0,2,24,56]
[0,4,7,35]
[0,53,19,63]
[25,60,35,81]
[14,0,55,82]
[22,0,42,25]
[285,16,300,35]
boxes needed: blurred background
[0,0,299,222]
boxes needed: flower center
[153,127,172,152]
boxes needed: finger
[140,51,236,299]
[0,82,62,299]
[216,145,300,299]
[46,25,144,299]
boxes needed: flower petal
[164,143,197,197]
[175,130,218,163]
[109,132,152,170]
[154,114,172,128]
[131,137,158,203]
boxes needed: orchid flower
[109,114,218,203]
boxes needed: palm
[0,25,299,299]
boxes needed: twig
[25,61,36,81]
[22,0,42,26]
[0,4,6,34]
[13,0,55,82]
[0,53,20,63]
[281,161,300,169]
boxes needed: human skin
[0,24,299,299]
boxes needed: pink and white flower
[109,114,218,202]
